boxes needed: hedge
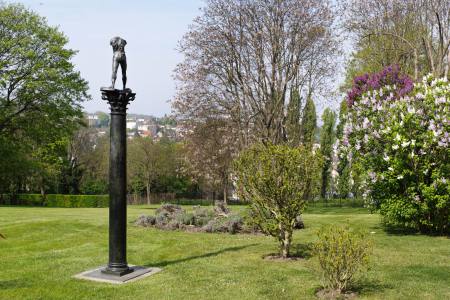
[0,194,109,208]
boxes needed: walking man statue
[110,36,127,90]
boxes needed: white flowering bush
[341,74,450,234]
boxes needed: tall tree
[319,108,337,198]
[0,4,89,194]
[183,118,237,203]
[173,0,339,147]
[344,0,450,81]
[285,89,302,147]
[300,96,317,150]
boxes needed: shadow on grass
[0,279,27,290]
[144,244,258,268]
[290,243,314,259]
[349,278,393,296]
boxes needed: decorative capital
[100,88,136,114]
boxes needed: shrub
[16,194,44,206]
[44,194,109,208]
[135,204,246,234]
[192,206,215,226]
[135,215,156,227]
[234,143,321,258]
[346,64,413,108]
[341,73,450,234]
[313,225,372,294]
[226,214,243,234]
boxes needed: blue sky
[12,0,204,116]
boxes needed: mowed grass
[0,205,449,300]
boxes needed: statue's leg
[111,58,119,88]
[121,60,127,89]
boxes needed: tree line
[1,0,449,205]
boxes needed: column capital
[100,87,136,114]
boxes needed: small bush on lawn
[313,225,372,295]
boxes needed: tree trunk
[223,184,227,205]
[445,50,450,78]
[146,183,151,205]
[279,227,292,258]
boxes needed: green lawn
[0,205,449,300]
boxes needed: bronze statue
[110,36,127,90]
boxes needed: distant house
[87,114,100,127]
[126,120,137,130]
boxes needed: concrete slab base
[74,265,161,284]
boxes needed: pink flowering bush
[341,73,449,234]
[347,65,414,108]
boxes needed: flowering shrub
[341,73,449,234]
[347,65,414,108]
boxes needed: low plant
[135,203,246,234]
[135,215,156,227]
[313,225,372,295]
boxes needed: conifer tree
[285,89,302,146]
[300,97,317,150]
[320,108,337,198]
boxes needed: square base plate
[74,265,161,284]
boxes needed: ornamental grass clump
[234,143,321,258]
[313,225,372,296]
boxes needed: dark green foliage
[320,108,337,198]
[286,89,302,146]
[0,194,109,207]
[300,96,317,149]
[0,4,89,195]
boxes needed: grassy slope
[0,205,448,300]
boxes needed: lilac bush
[341,72,449,234]
[347,65,414,108]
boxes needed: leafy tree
[300,96,317,149]
[343,0,450,82]
[127,138,186,203]
[234,143,322,258]
[320,108,337,199]
[0,3,89,194]
[183,118,237,203]
[0,3,89,136]
[79,135,109,195]
[97,112,110,128]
